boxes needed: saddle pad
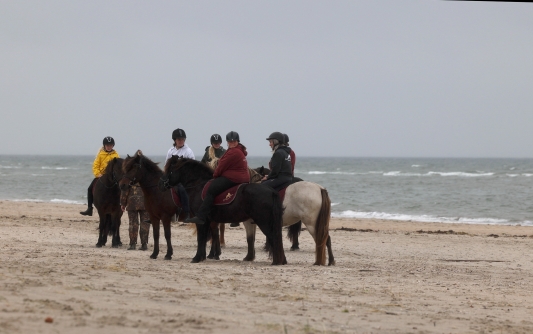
[278,187,287,202]
[170,187,182,207]
[202,180,245,205]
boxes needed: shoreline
[3,199,533,231]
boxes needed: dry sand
[1,201,533,333]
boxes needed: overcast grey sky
[1,1,532,157]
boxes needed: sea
[1,155,533,227]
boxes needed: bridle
[122,163,142,187]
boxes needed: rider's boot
[80,207,93,216]
[128,244,136,250]
[139,243,147,251]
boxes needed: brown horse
[119,153,188,260]
[94,157,123,248]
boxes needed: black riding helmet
[103,136,115,146]
[172,128,186,140]
[266,132,285,144]
[226,131,240,142]
[283,133,289,145]
[210,134,222,144]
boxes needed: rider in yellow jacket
[80,137,120,216]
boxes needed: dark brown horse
[94,157,123,248]
[161,156,287,265]
[119,153,191,260]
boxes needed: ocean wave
[0,165,21,169]
[308,171,358,175]
[10,199,45,202]
[331,202,340,206]
[427,171,494,177]
[331,210,532,226]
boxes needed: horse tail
[269,191,286,264]
[107,214,116,236]
[314,188,331,265]
[287,221,302,242]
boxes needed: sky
[0,1,532,158]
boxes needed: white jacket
[166,144,195,164]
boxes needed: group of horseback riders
[79,129,297,244]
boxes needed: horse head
[160,155,186,191]
[161,155,214,190]
[120,154,144,191]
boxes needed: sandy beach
[1,201,533,334]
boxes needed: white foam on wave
[331,202,340,206]
[522,174,533,177]
[41,166,70,170]
[411,165,422,168]
[51,199,84,205]
[0,165,21,169]
[427,171,494,177]
[331,210,531,226]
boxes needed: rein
[98,160,119,189]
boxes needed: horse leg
[326,235,335,266]
[242,220,256,261]
[150,219,160,259]
[96,212,105,247]
[191,221,209,263]
[111,213,122,248]
[163,218,173,260]
[288,221,302,251]
[219,223,226,248]
[208,222,220,260]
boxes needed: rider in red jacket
[185,131,250,225]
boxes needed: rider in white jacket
[165,128,195,163]
[165,128,194,220]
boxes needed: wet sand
[1,201,533,333]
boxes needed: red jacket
[213,144,250,183]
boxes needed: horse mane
[164,156,214,179]
[123,154,162,174]
[104,157,123,174]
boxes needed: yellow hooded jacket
[92,148,120,177]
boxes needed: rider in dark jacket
[201,134,226,165]
[261,132,293,190]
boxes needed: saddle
[202,180,246,205]
[275,178,303,202]
[170,187,182,207]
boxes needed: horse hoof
[214,256,220,260]
[164,256,172,260]
[328,261,336,266]
[243,256,254,262]
[112,245,119,248]
[95,243,103,248]
[290,247,300,251]
[150,254,157,259]
[207,255,214,259]
[191,257,204,263]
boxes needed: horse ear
[127,154,130,158]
